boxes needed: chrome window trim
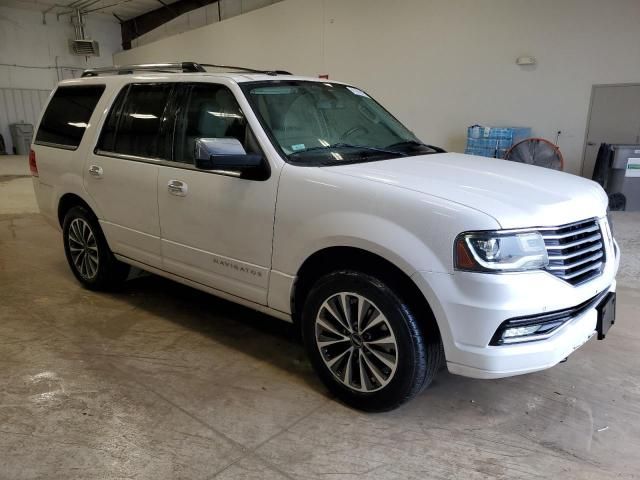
[92,81,270,181]
[34,141,79,151]
[94,149,241,178]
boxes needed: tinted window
[35,85,105,149]
[174,84,259,164]
[97,86,128,152]
[99,83,173,159]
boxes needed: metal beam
[42,1,79,23]
[119,0,217,50]
[83,0,135,15]
[155,0,179,18]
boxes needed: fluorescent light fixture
[67,122,88,128]
[207,111,243,119]
[130,113,157,119]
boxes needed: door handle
[167,179,187,196]
[88,165,103,178]
[587,141,597,146]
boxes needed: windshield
[241,81,442,166]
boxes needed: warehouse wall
[0,88,50,154]
[114,0,640,175]
[0,6,121,90]
[0,6,121,152]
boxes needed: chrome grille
[541,218,605,286]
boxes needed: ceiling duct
[69,8,100,56]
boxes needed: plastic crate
[465,137,513,150]
[465,125,531,159]
[464,146,509,159]
[468,125,531,142]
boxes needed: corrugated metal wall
[0,88,51,154]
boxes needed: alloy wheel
[67,218,99,280]
[315,292,399,392]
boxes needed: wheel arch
[57,193,95,227]
[291,246,441,341]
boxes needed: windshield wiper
[385,140,445,153]
[289,143,407,157]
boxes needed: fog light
[491,291,609,346]
[503,325,541,338]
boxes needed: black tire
[301,270,442,412]
[62,205,129,291]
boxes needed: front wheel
[302,270,442,411]
[62,206,129,290]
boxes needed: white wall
[0,6,121,152]
[0,6,121,90]
[114,0,640,175]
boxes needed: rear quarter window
[35,85,105,149]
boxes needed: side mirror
[194,138,266,179]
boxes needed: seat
[275,94,325,152]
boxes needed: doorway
[582,84,640,178]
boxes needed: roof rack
[81,62,292,78]
[81,62,205,77]
[199,63,292,76]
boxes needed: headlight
[455,231,548,272]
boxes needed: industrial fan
[504,138,564,171]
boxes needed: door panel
[83,82,173,268]
[158,166,276,304]
[84,154,161,267]
[583,85,640,177]
[157,83,277,304]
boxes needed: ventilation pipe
[69,7,100,56]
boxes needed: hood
[323,152,607,229]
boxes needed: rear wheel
[62,206,129,290]
[302,270,442,411]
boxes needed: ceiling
[0,0,183,21]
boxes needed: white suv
[30,62,619,411]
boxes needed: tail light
[29,149,38,177]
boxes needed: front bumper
[411,234,620,380]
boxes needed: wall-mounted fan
[504,138,564,171]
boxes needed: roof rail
[81,62,292,78]
[199,63,292,76]
[81,62,205,77]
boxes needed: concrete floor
[1,154,640,479]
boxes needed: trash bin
[9,123,34,155]
[606,144,640,211]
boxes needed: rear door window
[35,85,105,149]
[98,83,173,159]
